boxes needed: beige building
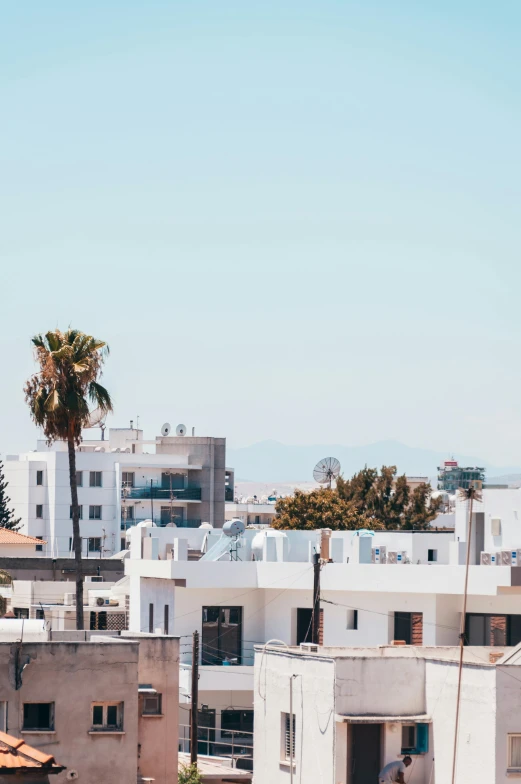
[0,631,179,784]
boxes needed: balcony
[121,518,202,531]
[121,485,202,501]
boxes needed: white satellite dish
[161,423,171,437]
[176,424,187,436]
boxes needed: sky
[1,1,521,465]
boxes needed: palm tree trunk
[67,435,84,630]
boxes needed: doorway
[352,724,381,784]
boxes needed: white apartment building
[225,502,276,527]
[254,642,521,784]
[4,425,231,557]
[120,496,521,758]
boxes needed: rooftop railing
[122,485,202,501]
[121,518,202,531]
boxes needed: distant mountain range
[227,439,521,484]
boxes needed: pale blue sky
[1,1,521,464]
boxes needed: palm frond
[88,381,113,413]
[31,335,45,349]
[44,388,60,412]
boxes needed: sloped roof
[0,731,65,773]
[0,528,46,545]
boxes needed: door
[198,708,216,755]
[296,608,313,645]
[352,724,381,784]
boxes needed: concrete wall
[254,650,336,784]
[0,557,124,582]
[0,641,139,784]
[335,657,425,716]
[496,664,521,783]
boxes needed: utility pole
[191,630,199,765]
[311,552,321,644]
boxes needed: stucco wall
[0,641,139,784]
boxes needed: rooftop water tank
[251,529,288,561]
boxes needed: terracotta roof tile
[0,528,47,545]
[0,731,65,772]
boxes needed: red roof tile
[0,529,47,545]
[0,731,65,773]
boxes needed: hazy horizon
[2,1,521,463]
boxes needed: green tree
[24,329,112,630]
[0,461,21,531]
[272,488,384,531]
[337,465,441,529]
[178,764,203,784]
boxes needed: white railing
[179,722,253,763]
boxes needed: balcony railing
[121,518,202,531]
[122,485,202,501]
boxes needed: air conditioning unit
[387,551,397,564]
[480,552,497,566]
[396,551,407,564]
[500,550,518,566]
[299,643,318,653]
[85,576,104,583]
[372,546,387,564]
[64,593,76,605]
[491,517,501,536]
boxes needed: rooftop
[259,644,512,666]
[0,730,65,774]
[0,528,46,545]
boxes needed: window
[88,537,101,553]
[283,713,295,760]
[23,703,54,731]
[120,538,126,552]
[70,506,84,520]
[394,612,423,645]
[14,608,29,619]
[121,506,134,523]
[202,607,242,664]
[465,614,521,646]
[36,470,43,486]
[89,471,102,488]
[90,611,107,630]
[0,702,7,732]
[142,693,162,716]
[36,505,43,518]
[69,537,73,552]
[91,703,123,731]
[347,609,358,630]
[76,471,83,487]
[89,505,102,520]
[164,604,169,635]
[122,472,135,488]
[221,709,253,738]
[149,603,154,634]
[35,537,43,552]
[401,723,429,755]
[428,549,437,562]
[509,735,521,770]
[36,608,45,620]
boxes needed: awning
[335,714,431,724]
[138,684,157,694]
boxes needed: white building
[225,502,276,527]
[4,425,231,557]
[121,509,521,756]
[253,642,521,784]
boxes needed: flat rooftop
[259,644,512,666]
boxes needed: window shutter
[416,723,429,753]
[285,714,295,758]
[319,609,324,645]
[411,613,423,645]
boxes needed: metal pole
[451,491,475,784]
[290,675,294,784]
[150,479,154,524]
[311,553,321,644]
[191,631,199,765]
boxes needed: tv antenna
[313,456,341,489]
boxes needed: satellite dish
[84,408,107,429]
[223,519,245,537]
[176,424,187,436]
[313,456,341,488]
[161,423,171,437]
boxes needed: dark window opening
[149,603,154,634]
[221,709,253,738]
[202,606,242,664]
[164,605,169,635]
[23,703,53,731]
[465,613,521,646]
[36,470,43,486]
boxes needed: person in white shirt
[378,756,412,783]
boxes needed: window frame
[282,712,296,761]
[36,470,43,486]
[508,734,521,771]
[36,504,43,519]
[142,694,162,716]
[221,708,253,739]
[0,702,7,733]
[401,722,429,755]
[22,702,55,732]
[122,472,135,488]
[76,470,83,487]
[428,549,438,562]
[88,537,101,553]
[70,506,84,520]
[35,536,44,553]
[89,505,102,520]
[89,471,102,488]
[90,702,124,732]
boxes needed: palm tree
[24,330,112,630]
